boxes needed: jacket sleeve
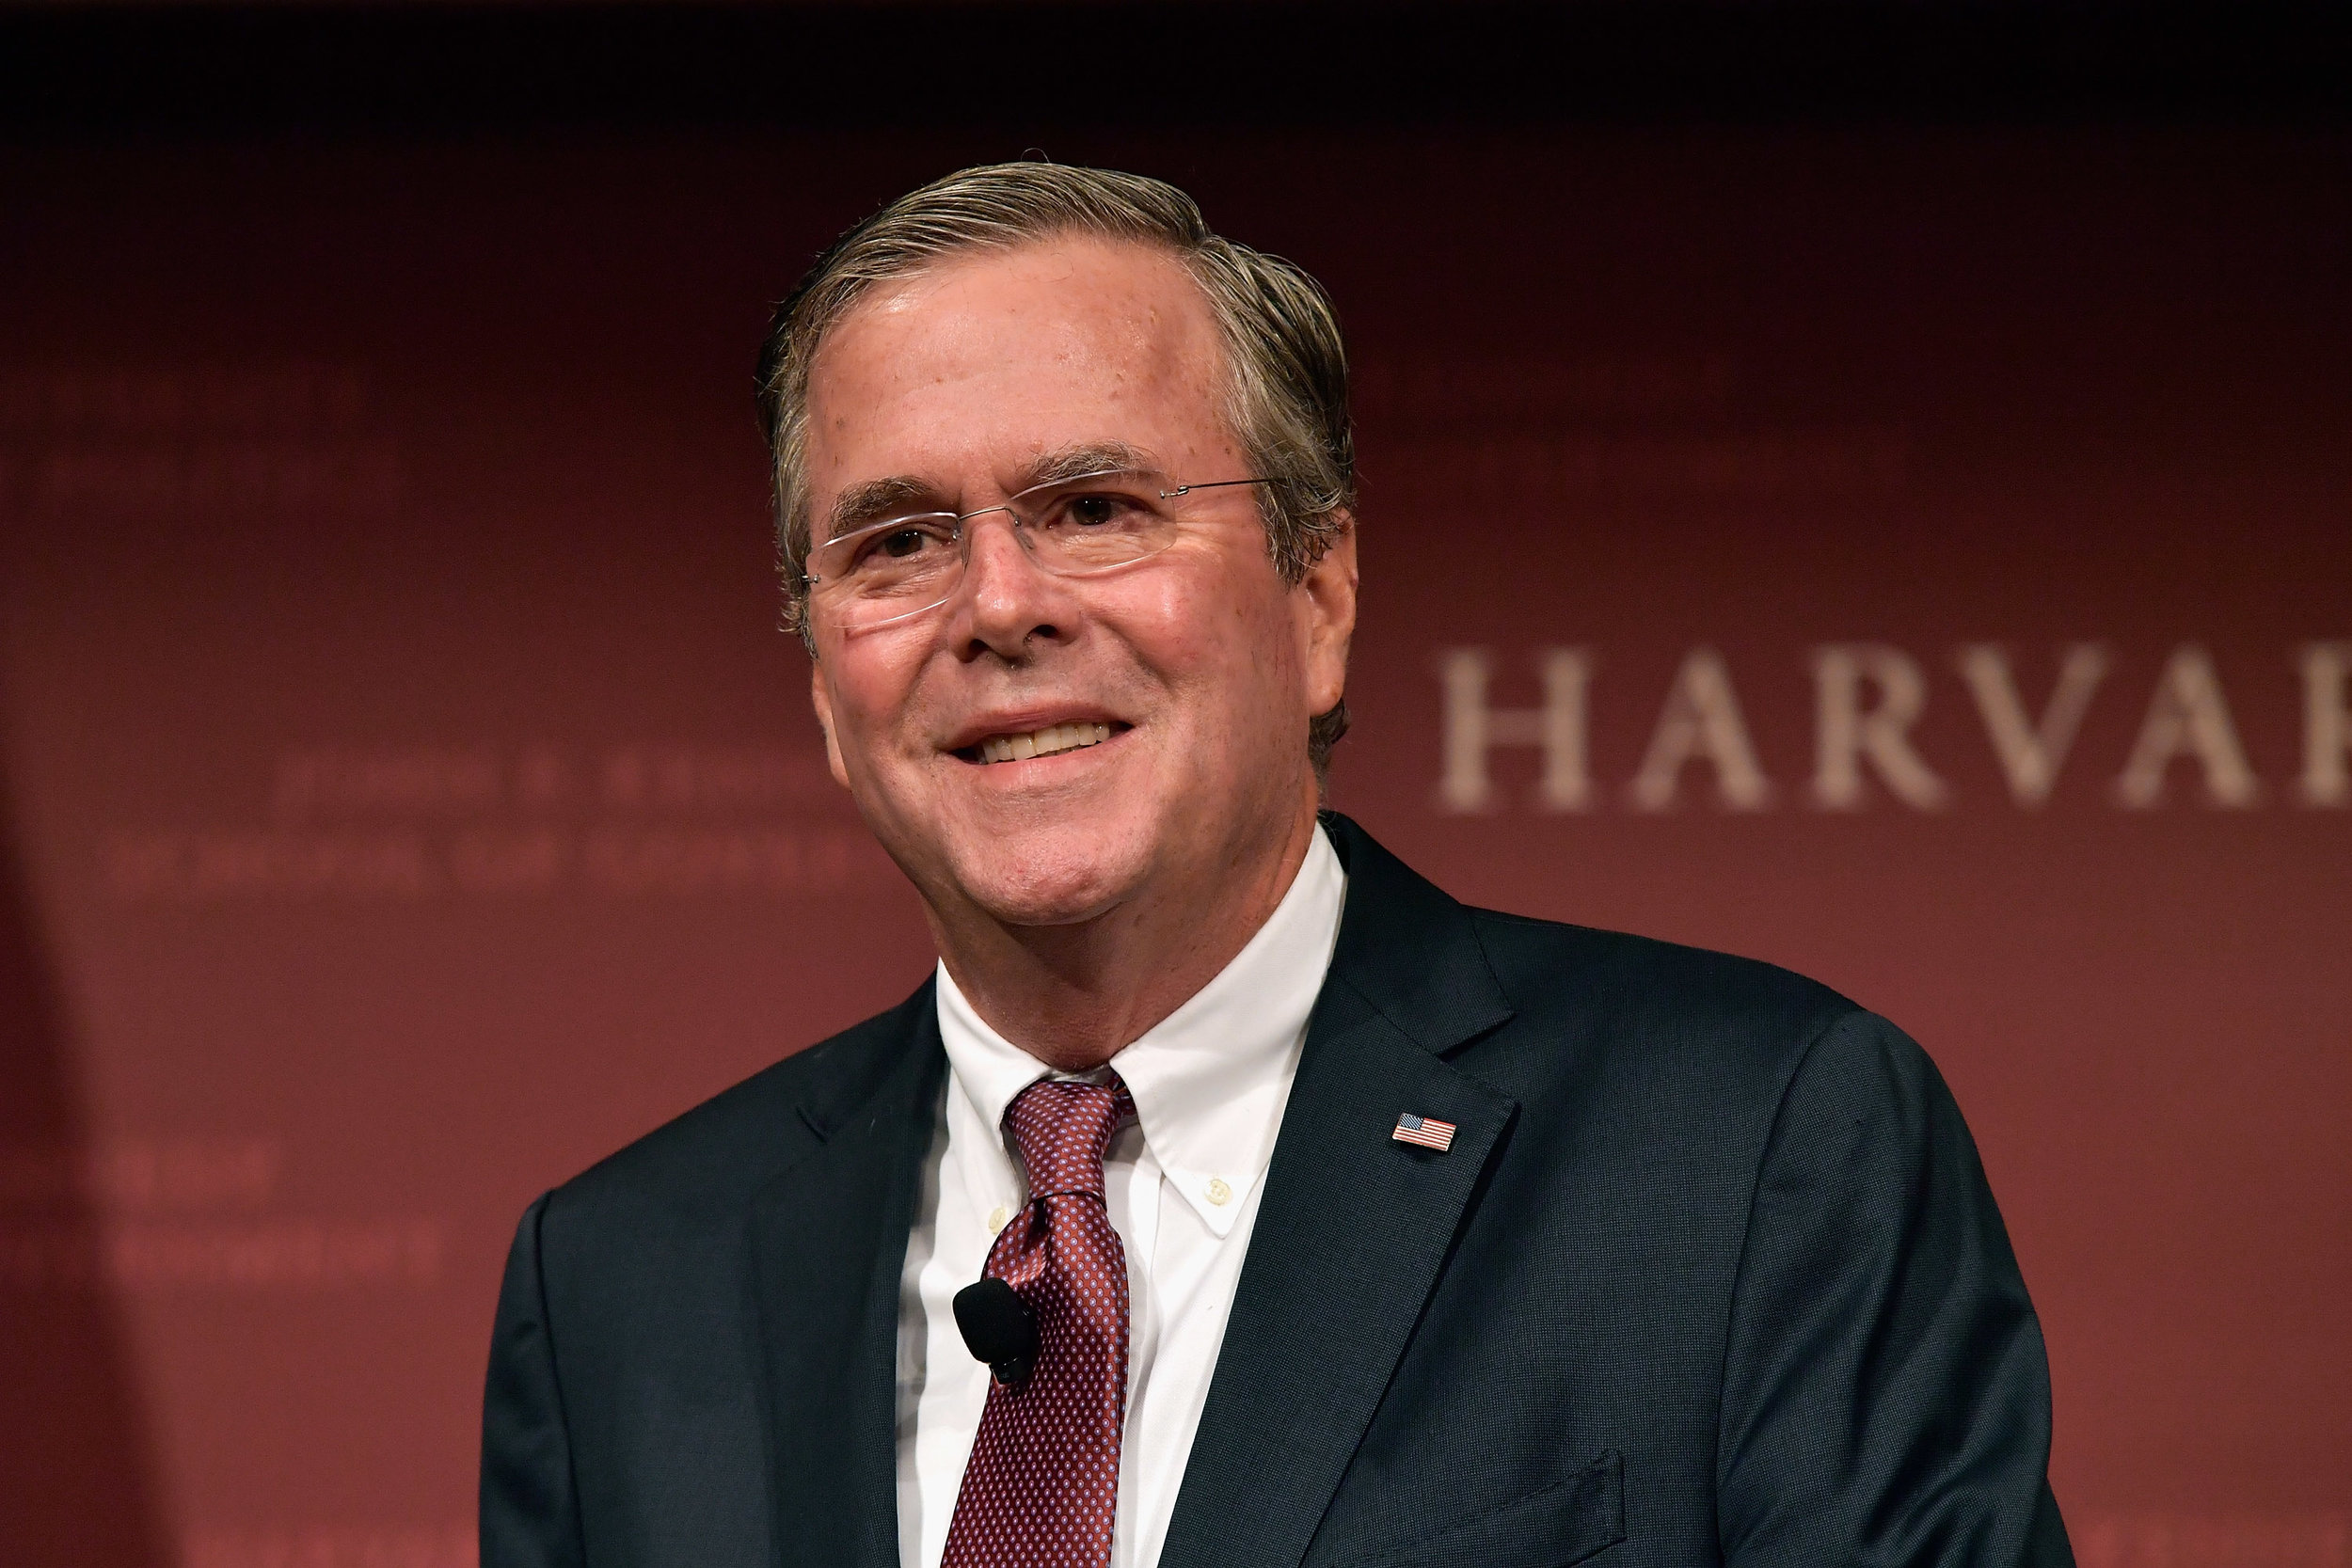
[482,1192,586,1568]
[1716,1009,2074,1567]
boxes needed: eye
[850,518,953,563]
[1066,493,1126,529]
[1039,488,1156,533]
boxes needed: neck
[929,800,1323,1072]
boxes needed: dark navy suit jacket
[482,813,2073,1568]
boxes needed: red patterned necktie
[941,1073,1136,1568]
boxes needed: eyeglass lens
[807,468,1194,628]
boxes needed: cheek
[1112,564,1261,675]
[1108,560,1302,724]
[820,642,926,757]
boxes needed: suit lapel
[1159,816,1518,1568]
[746,988,946,1568]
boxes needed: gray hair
[755,161,1356,771]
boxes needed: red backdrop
[3,128,2346,1568]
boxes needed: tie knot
[1005,1074,1133,1200]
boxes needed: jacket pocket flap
[1354,1449,1625,1568]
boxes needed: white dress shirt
[894,823,1346,1568]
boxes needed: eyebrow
[821,476,937,544]
[818,441,1168,543]
[1019,440,1163,489]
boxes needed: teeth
[976,722,1113,764]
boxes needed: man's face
[801,236,1355,932]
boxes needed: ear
[1295,516,1358,719]
[810,657,852,790]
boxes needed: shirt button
[1205,1178,1232,1206]
[988,1205,1009,1232]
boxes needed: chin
[943,814,1155,929]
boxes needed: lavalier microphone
[952,1277,1038,1387]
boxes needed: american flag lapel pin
[1392,1112,1457,1152]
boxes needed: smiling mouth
[962,721,1122,765]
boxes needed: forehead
[803,235,1236,493]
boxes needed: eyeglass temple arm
[1159,477,1279,499]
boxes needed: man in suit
[482,162,2073,1568]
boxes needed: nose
[950,511,1076,662]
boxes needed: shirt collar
[933,822,1347,1238]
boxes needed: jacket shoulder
[544,979,935,1225]
[1465,907,1862,1082]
